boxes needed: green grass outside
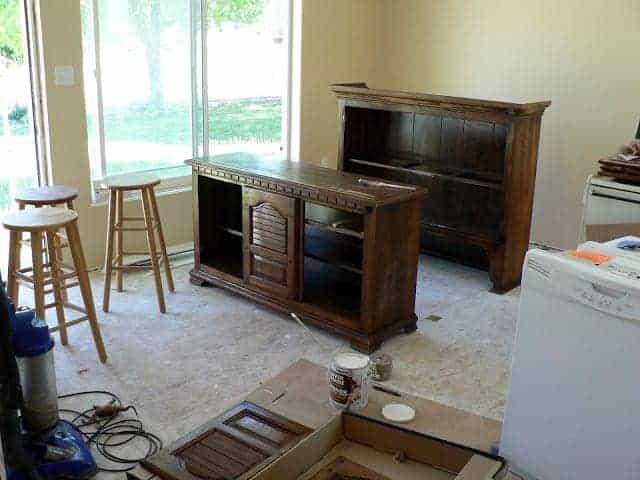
[3,97,281,181]
[100,97,282,176]
[102,97,282,145]
[0,117,29,136]
[0,176,36,210]
[3,97,282,143]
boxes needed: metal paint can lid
[333,352,369,370]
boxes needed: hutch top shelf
[330,83,551,121]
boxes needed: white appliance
[580,175,640,243]
[501,247,640,480]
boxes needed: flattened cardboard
[297,441,453,480]
[585,223,640,242]
[252,415,343,480]
[248,359,501,453]
[456,455,503,480]
[135,360,506,480]
[246,359,334,430]
[253,410,504,480]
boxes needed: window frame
[87,0,293,201]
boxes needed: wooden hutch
[188,153,425,352]
[332,83,550,292]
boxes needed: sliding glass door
[0,0,41,277]
[196,0,291,159]
[206,0,290,157]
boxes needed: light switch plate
[54,65,75,86]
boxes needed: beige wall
[297,0,385,167]
[375,0,640,249]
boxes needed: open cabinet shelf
[349,158,504,191]
[333,83,550,292]
[197,176,244,280]
[190,153,424,352]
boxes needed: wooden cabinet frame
[331,83,550,293]
[188,154,425,352]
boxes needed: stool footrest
[111,264,152,271]
[49,315,89,332]
[121,250,162,256]
[65,302,87,314]
[114,226,149,232]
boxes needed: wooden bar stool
[13,186,79,306]
[101,174,174,313]
[4,207,107,363]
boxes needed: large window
[0,0,42,277]
[82,0,290,193]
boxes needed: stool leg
[7,230,21,303]
[66,220,107,363]
[141,187,166,313]
[8,204,26,304]
[102,190,117,312]
[46,230,68,346]
[54,228,68,305]
[148,186,174,292]
[115,189,124,292]
[30,231,46,322]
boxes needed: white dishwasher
[501,247,640,480]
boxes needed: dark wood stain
[333,83,550,292]
[188,154,424,352]
[142,402,311,480]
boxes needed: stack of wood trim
[598,156,640,184]
[598,138,640,183]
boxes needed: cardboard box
[134,360,506,480]
[585,222,640,242]
[254,410,505,479]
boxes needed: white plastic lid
[382,403,415,423]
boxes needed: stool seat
[101,173,161,191]
[15,186,79,206]
[3,208,78,232]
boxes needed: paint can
[328,352,370,410]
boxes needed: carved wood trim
[192,165,368,214]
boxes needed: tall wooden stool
[13,186,79,306]
[101,174,174,313]
[4,207,107,363]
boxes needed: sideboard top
[330,82,551,118]
[187,153,425,209]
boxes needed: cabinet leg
[403,315,418,334]
[488,245,507,294]
[350,338,380,355]
[189,272,210,287]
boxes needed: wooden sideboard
[188,153,425,352]
[332,83,551,293]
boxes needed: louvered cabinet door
[242,188,301,299]
[142,402,311,480]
